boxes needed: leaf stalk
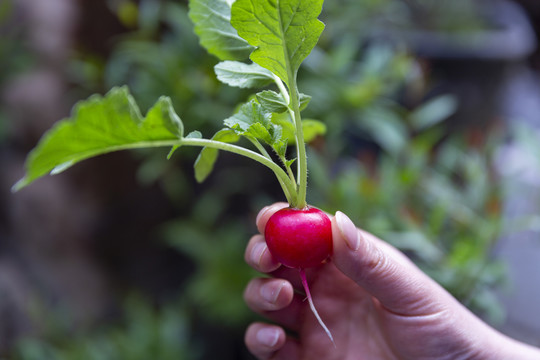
[288,75,308,209]
[181,137,297,204]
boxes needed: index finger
[255,202,289,234]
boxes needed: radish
[265,207,332,269]
[265,207,335,345]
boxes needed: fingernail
[250,242,267,267]
[335,211,360,251]
[257,327,280,347]
[260,281,284,304]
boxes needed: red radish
[264,206,335,345]
[264,207,333,268]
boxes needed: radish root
[299,268,336,347]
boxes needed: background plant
[12,296,200,360]
[2,0,513,358]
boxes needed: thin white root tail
[299,268,336,347]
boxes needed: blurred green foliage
[398,0,489,33]
[0,2,34,85]
[8,0,512,357]
[497,123,540,230]
[161,189,259,327]
[13,296,200,360]
[319,0,488,35]
[0,1,34,144]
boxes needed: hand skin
[243,203,540,360]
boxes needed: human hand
[243,203,540,360]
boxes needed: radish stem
[180,137,298,205]
[299,268,335,347]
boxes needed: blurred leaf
[302,119,327,143]
[271,113,326,146]
[138,0,161,32]
[384,231,443,263]
[271,112,295,144]
[163,221,256,326]
[0,111,7,143]
[360,44,396,75]
[117,1,139,28]
[409,95,457,131]
[194,129,240,182]
[359,105,407,156]
[471,287,505,325]
[0,1,14,24]
[14,296,198,360]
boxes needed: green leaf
[194,129,240,182]
[246,122,273,144]
[285,158,296,168]
[302,119,326,143]
[299,93,312,111]
[214,61,275,88]
[13,86,183,191]
[225,100,291,156]
[272,112,295,143]
[189,0,254,60]
[272,138,288,157]
[168,131,203,159]
[224,100,272,134]
[256,90,288,113]
[231,0,325,86]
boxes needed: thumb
[331,211,449,316]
